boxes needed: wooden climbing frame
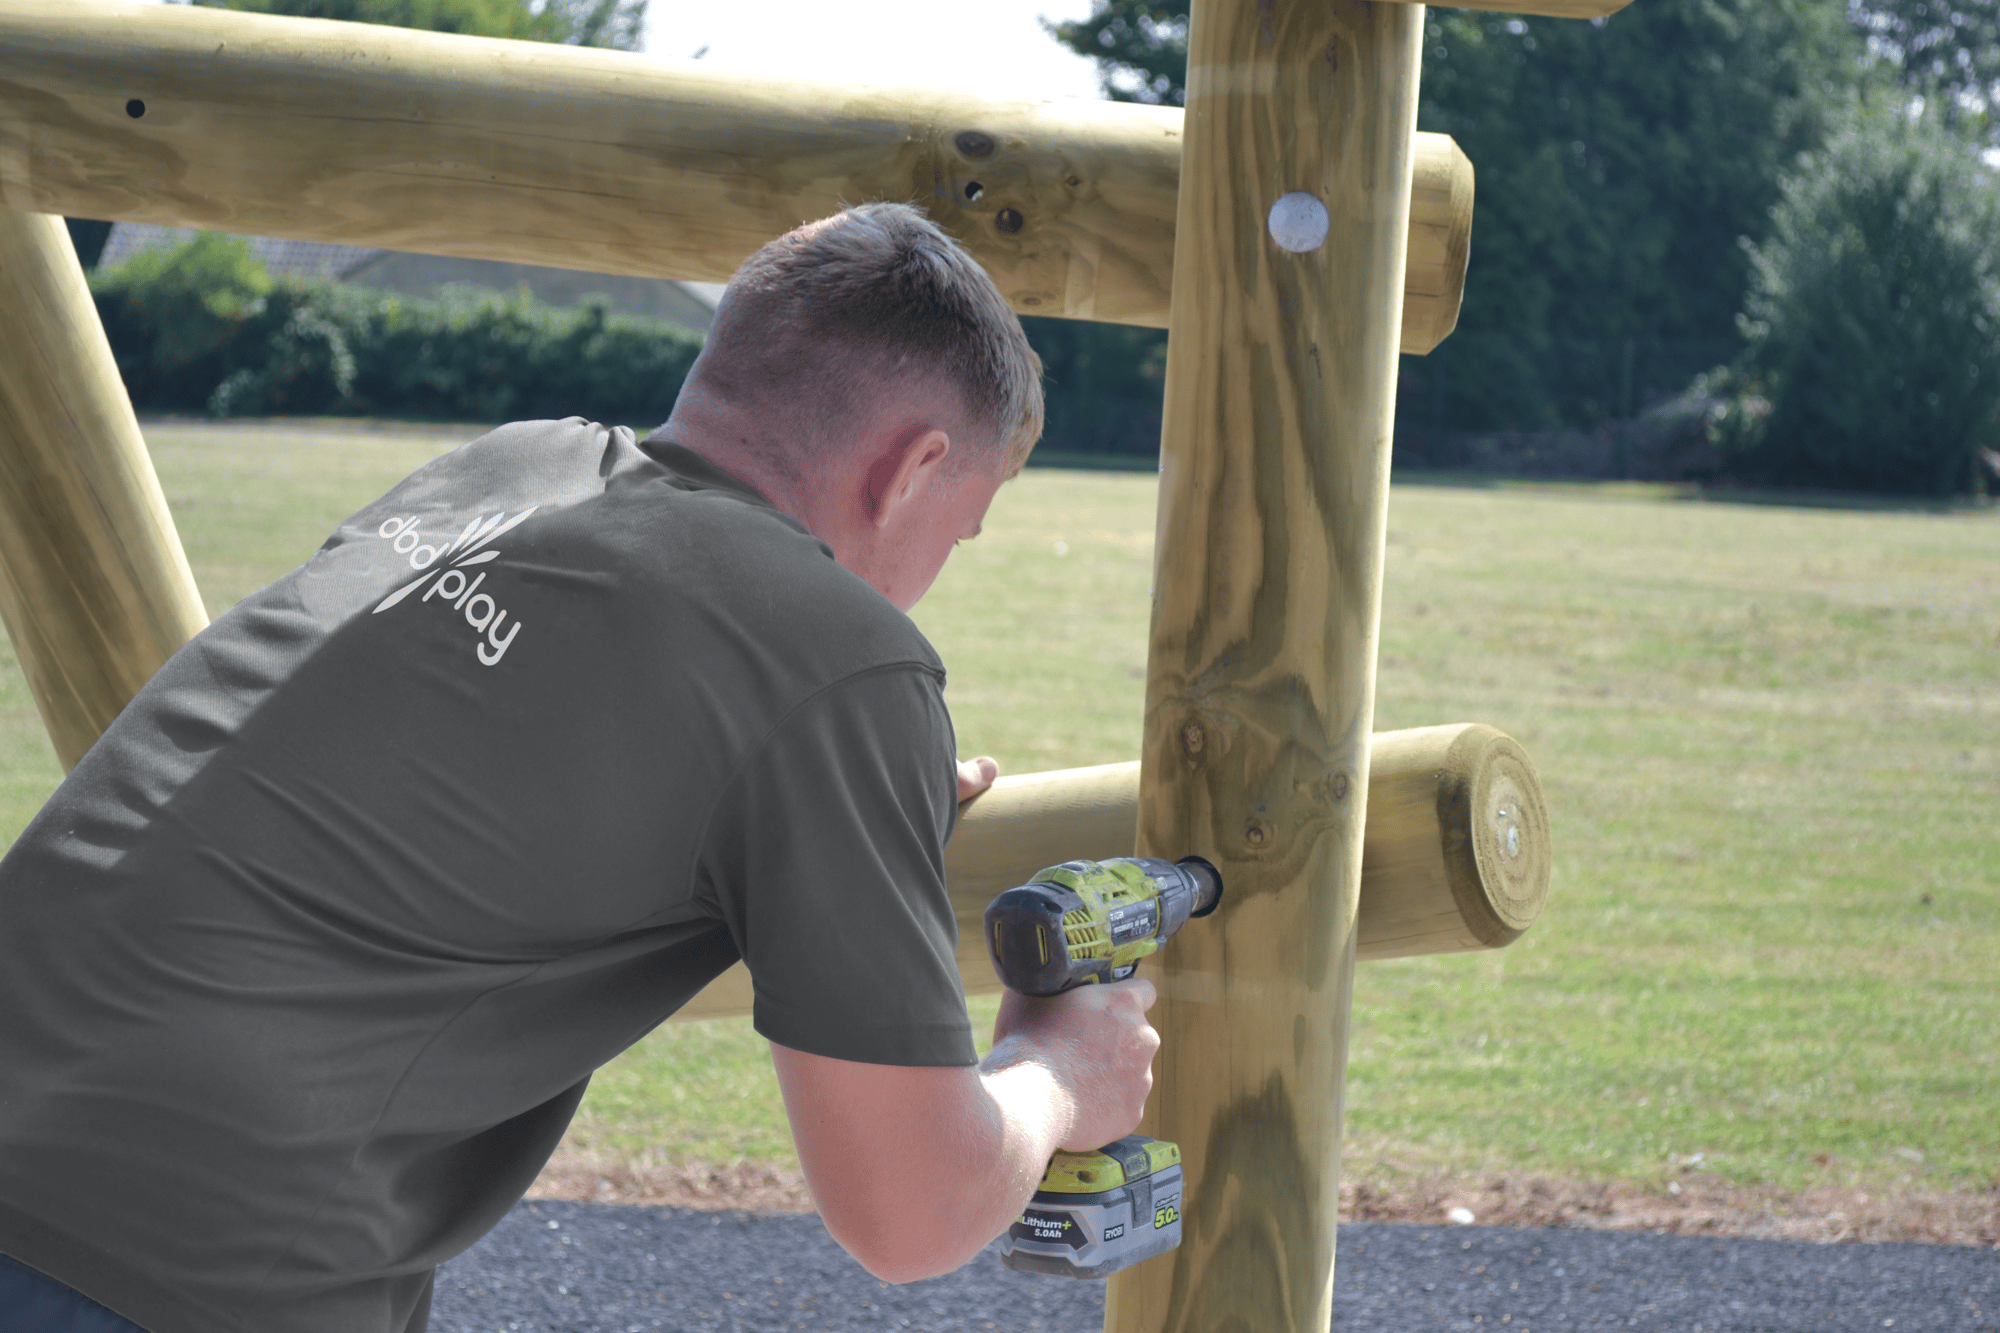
[0,0,1627,1324]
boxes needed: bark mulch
[528,1152,2000,1249]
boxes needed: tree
[181,0,647,51]
[1045,2,1188,105]
[1717,102,2000,495]
[1848,0,2000,144]
[1048,0,1864,435]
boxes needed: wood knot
[1245,821,1267,846]
[954,130,997,160]
[1180,722,1205,757]
[1332,772,1350,802]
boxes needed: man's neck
[647,420,842,544]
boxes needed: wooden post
[673,722,1551,1022]
[0,0,1471,355]
[0,209,208,770]
[1109,0,1424,1329]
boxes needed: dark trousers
[0,1254,149,1333]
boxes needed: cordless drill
[984,856,1222,1279]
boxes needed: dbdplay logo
[371,507,536,665]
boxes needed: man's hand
[768,977,1158,1283]
[990,979,1159,1151]
[956,755,998,801]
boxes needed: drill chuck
[984,856,1222,997]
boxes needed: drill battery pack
[999,1136,1183,1279]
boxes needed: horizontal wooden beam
[0,0,1471,355]
[674,723,1549,1021]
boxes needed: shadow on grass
[1022,449,1159,473]
[1390,467,1997,515]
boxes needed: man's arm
[770,978,1159,1283]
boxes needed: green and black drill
[984,856,1223,1279]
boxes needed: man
[0,204,1160,1332]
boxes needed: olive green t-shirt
[0,420,976,1333]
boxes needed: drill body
[984,856,1221,1279]
[983,856,1222,998]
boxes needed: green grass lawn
[6,422,1994,1200]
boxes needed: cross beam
[0,0,1472,355]
[678,725,1551,1021]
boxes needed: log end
[1439,723,1552,947]
[1400,134,1474,356]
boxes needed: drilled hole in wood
[125,99,146,118]
[964,182,984,202]
[995,207,1024,234]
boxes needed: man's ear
[864,427,952,530]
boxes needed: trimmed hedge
[90,234,705,429]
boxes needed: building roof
[97,224,382,282]
[95,223,725,326]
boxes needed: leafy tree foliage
[1409,0,1860,431]
[1045,2,1189,105]
[180,0,646,51]
[1716,103,2000,495]
[1848,0,2000,143]
[1049,0,1863,435]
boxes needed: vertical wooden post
[1106,1,1423,1330]
[0,209,208,771]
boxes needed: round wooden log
[0,210,208,771]
[1110,0,1424,1330]
[670,723,1550,1022]
[1406,134,1475,358]
[1356,722,1551,957]
[0,0,1471,355]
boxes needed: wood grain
[671,723,1550,1022]
[1108,1,1425,1330]
[0,0,1469,354]
[0,209,208,771]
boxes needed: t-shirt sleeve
[696,663,976,1067]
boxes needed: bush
[91,237,705,429]
[1716,104,2000,496]
[91,233,278,411]
[90,234,1181,459]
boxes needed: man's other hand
[956,755,998,801]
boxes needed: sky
[639,0,1110,103]
[125,0,1113,103]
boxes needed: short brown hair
[692,203,1043,477]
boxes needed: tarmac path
[431,1199,1998,1333]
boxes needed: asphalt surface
[431,1198,1998,1333]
